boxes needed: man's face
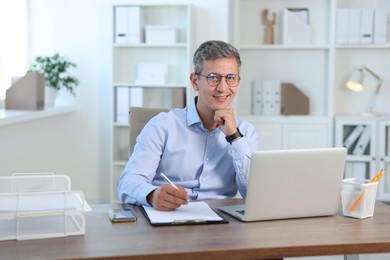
[191,57,240,113]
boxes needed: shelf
[241,115,331,123]
[113,161,127,167]
[336,44,390,49]
[110,3,193,203]
[0,106,75,127]
[113,122,129,127]
[346,155,373,161]
[335,116,390,200]
[113,83,187,88]
[238,45,331,50]
[114,43,188,48]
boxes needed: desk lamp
[346,66,384,117]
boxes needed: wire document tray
[0,173,87,241]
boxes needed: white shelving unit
[335,116,390,201]
[110,3,194,202]
[229,0,390,151]
[242,115,331,151]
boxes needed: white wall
[0,0,230,203]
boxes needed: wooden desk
[1,199,390,259]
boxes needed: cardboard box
[281,82,309,115]
[5,72,44,110]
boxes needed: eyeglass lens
[207,73,239,87]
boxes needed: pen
[160,172,179,190]
[369,169,384,183]
[347,169,384,212]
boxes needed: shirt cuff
[138,185,159,206]
[228,137,251,159]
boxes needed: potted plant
[29,53,79,107]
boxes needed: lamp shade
[346,68,364,92]
[345,65,384,116]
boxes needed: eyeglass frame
[195,72,241,87]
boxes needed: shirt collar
[187,96,201,126]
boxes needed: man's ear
[190,73,199,91]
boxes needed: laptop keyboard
[236,210,245,215]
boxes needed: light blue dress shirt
[117,97,258,206]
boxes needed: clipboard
[140,201,228,226]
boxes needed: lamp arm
[365,81,383,114]
[361,66,384,114]
[362,66,383,82]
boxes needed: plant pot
[45,86,58,108]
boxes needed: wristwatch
[225,128,244,144]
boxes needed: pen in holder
[341,169,383,219]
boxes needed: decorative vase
[45,86,58,108]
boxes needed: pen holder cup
[341,178,378,219]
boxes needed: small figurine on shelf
[261,9,276,45]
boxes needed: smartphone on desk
[108,208,137,223]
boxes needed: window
[0,0,27,100]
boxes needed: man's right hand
[146,185,189,211]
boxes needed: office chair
[128,107,169,155]
[128,106,242,199]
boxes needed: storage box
[0,173,87,241]
[136,63,168,84]
[145,26,177,44]
[341,178,378,219]
[5,72,44,110]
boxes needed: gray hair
[193,40,241,74]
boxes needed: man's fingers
[153,185,189,211]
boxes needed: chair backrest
[129,107,170,155]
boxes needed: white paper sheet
[0,191,88,213]
[142,201,223,224]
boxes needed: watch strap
[225,128,244,144]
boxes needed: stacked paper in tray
[0,173,89,241]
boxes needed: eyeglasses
[196,73,240,87]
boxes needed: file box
[145,26,177,44]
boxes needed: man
[117,40,258,211]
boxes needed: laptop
[219,147,347,222]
